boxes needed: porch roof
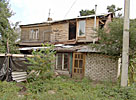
[19,44,99,53]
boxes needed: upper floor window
[30,29,39,39]
[78,20,86,36]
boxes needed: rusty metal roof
[20,12,112,27]
[19,44,99,53]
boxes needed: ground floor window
[56,53,69,71]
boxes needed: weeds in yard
[0,77,136,100]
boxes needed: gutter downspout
[93,5,97,44]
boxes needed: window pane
[74,69,76,73]
[30,29,38,39]
[64,53,68,69]
[79,60,83,68]
[79,21,85,36]
[57,53,62,70]
[81,54,83,59]
[80,69,82,73]
[78,54,80,58]
[77,69,79,73]
[74,60,78,68]
[75,54,77,58]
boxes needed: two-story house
[19,13,119,82]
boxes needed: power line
[64,0,77,18]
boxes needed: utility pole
[121,0,130,87]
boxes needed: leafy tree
[26,43,56,81]
[79,9,95,16]
[0,0,18,53]
[107,4,122,17]
[94,18,136,56]
[93,18,136,84]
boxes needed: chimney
[47,17,53,21]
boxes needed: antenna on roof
[47,9,53,21]
[48,9,51,18]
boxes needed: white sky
[9,0,136,25]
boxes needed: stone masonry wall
[85,53,118,82]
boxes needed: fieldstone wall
[85,53,118,82]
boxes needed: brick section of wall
[85,53,118,82]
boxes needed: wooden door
[72,53,85,78]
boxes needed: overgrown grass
[0,77,136,100]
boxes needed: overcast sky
[9,0,136,25]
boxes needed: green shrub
[26,43,56,81]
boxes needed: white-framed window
[30,29,39,39]
[56,53,69,70]
[78,20,86,36]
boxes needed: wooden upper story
[20,13,112,46]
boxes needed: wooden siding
[21,29,29,42]
[21,25,51,43]
[50,18,100,43]
[20,15,111,45]
[51,23,69,42]
[76,18,99,42]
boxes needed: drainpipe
[93,4,97,44]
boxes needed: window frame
[43,30,51,41]
[56,53,69,71]
[29,28,39,40]
[78,20,86,37]
[72,53,85,75]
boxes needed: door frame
[69,21,76,40]
[72,52,86,78]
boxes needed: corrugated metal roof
[51,12,112,23]
[19,44,100,53]
[20,12,112,27]
[19,44,74,50]
[12,71,27,82]
[77,48,99,53]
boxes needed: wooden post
[6,39,10,81]
[62,53,64,70]
[56,54,58,69]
